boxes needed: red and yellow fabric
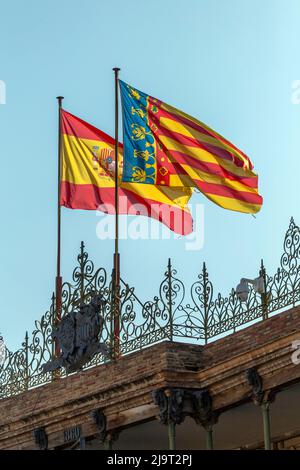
[119,80,263,214]
[60,110,194,235]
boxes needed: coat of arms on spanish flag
[60,110,194,235]
[119,81,263,215]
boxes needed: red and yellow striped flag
[119,81,263,214]
[60,110,194,235]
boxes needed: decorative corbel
[152,388,186,450]
[189,389,219,430]
[152,388,185,425]
[245,367,264,405]
[245,367,276,450]
[33,427,48,450]
[91,408,119,449]
[91,408,107,442]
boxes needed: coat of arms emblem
[42,294,109,373]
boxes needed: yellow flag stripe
[62,134,192,211]
[180,165,258,195]
[161,101,248,165]
[201,192,261,214]
[159,135,257,178]
[160,116,250,167]
[62,134,115,186]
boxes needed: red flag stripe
[61,110,118,146]
[61,181,193,235]
[152,118,252,170]
[167,151,258,188]
[152,102,252,168]
[194,180,263,204]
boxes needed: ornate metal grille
[1,217,299,399]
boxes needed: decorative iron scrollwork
[1,217,300,400]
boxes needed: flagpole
[55,96,64,357]
[113,67,120,357]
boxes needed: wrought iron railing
[1,217,299,399]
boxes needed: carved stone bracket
[153,387,219,430]
[91,408,107,442]
[189,389,219,430]
[152,389,168,424]
[33,426,48,450]
[245,367,277,406]
[245,367,264,405]
[246,367,264,405]
[91,408,120,447]
[152,388,185,425]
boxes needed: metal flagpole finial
[113,68,121,81]
[56,96,64,106]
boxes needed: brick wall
[203,305,300,367]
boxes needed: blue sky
[1,0,299,349]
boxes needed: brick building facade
[1,305,300,450]
[1,218,300,450]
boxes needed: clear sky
[1,0,300,349]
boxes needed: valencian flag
[60,110,194,235]
[119,81,263,214]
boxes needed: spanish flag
[119,81,263,214]
[60,110,194,235]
